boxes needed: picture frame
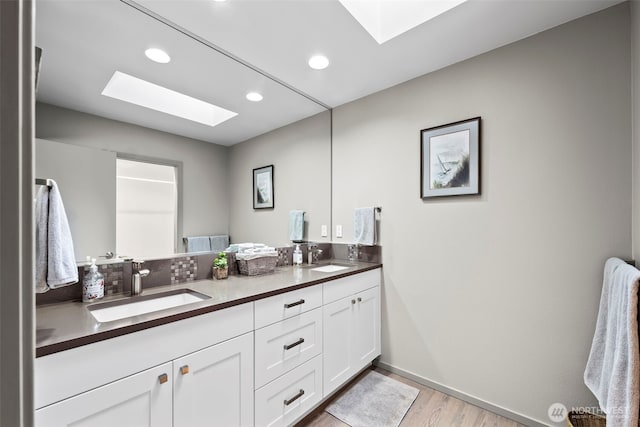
[420,117,481,198]
[253,165,274,209]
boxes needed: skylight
[338,0,468,44]
[101,71,237,127]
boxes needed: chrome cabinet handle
[284,389,305,406]
[179,365,189,375]
[158,373,168,385]
[284,299,305,309]
[283,338,305,350]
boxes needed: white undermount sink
[88,289,210,323]
[311,264,351,273]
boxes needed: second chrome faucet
[307,243,323,265]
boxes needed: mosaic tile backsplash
[35,243,380,306]
[170,256,197,284]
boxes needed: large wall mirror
[35,0,331,262]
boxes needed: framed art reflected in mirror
[253,165,274,209]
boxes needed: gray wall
[36,139,116,261]
[228,111,331,246]
[332,4,631,424]
[36,103,229,254]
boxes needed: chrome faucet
[307,243,323,265]
[131,260,150,296]
[348,244,360,262]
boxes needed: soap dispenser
[293,244,302,266]
[82,258,104,302]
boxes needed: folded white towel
[354,207,375,246]
[236,252,277,260]
[289,210,305,242]
[35,180,79,293]
[584,257,640,427]
[184,236,211,252]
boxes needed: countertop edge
[36,263,382,357]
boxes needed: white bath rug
[325,370,419,427]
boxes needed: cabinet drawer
[323,269,381,305]
[255,308,322,389]
[255,355,322,427]
[254,285,322,329]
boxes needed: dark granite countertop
[36,260,382,357]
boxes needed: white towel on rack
[35,180,78,293]
[184,236,212,252]
[289,210,305,242]
[35,186,49,293]
[354,207,375,246]
[584,257,640,427]
[210,235,229,253]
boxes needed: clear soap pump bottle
[293,244,302,266]
[82,258,104,302]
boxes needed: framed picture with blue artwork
[253,165,274,209]
[421,117,481,198]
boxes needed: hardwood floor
[296,367,525,427]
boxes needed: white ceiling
[36,0,622,146]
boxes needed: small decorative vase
[213,267,228,280]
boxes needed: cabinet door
[34,362,172,427]
[173,332,253,427]
[323,296,355,397]
[353,286,381,369]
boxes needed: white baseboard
[374,360,550,427]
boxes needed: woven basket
[236,255,277,276]
[567,411,606,427]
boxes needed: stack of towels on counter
[226,243,277,260]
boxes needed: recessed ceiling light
[144,48,171,64]
[102,71,237,127]
[212,0,227,2]
[338,0,467,44]
[246,92,263,102]
[308,55,329,70]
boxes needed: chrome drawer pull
[284,299,305,309]
[284,389,305,406]
[283,338,305,350]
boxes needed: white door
[323,296,355,397]
[353,286,381,368]
[173,332,254,427]
[34,362,172,427]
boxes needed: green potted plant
[212,252,228,280]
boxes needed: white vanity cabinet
[35,303,254,427]
[35,267,382,427]
[323,270,381,397]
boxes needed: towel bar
[35,178,52,187]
